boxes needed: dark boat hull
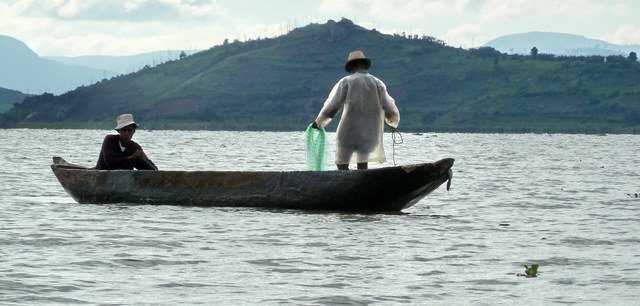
[51,157,454,212]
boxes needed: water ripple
[0,130,639,304]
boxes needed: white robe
[315,72,400,164]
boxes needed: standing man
[312,50,400,170]
[96,113,157,170]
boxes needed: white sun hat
[114,113,137,130]
[345,50,371,72]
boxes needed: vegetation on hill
[0,87,27,113]
[2,19,640,133]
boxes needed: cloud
[5,0,224,21]
[0,0,237,55]
[1,0,639,56]
[316,0,474,44]
[0,1,293,56]
[318,0,466,24]
[317,0,640,48]
[606,25,640,45]
[443,24,485,48]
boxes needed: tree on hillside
[179,51,187,59]
[606,55,626,63]
[530,46,539,56]
[629,51,638,62]
[470,47,502,57]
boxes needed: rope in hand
[390,126,403,166]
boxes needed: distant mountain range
[484,32,640,57]
[3,19,640,133]
[45,50,197,75]
[0,35,196,95]
[0,87,27,113]
[0,35,110,94]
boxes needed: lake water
[1,129,639,305]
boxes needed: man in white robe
[312,50,400,170]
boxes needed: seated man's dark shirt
[95,134,156,170]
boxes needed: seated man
[95,114,157,170]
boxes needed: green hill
[2,19,640,133]
[0,87,27,113]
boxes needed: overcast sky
[2,0,639,56]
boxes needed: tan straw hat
[345,50,371,72]
[114,113,137,130]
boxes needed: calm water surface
[1,129,639,305]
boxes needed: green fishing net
[305,124,327,171]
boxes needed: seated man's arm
[134,158,158,171]
[130,142,158,170]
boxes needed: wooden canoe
[51,156,454,212]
